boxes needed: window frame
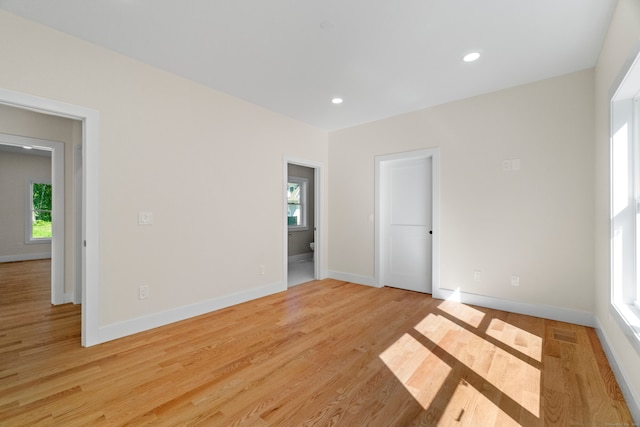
[25,178,52,244]
[287,176,308,231]
[610,47,640,355]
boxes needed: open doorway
[284,159,322,287]
[0,134,65,304]
[0,88,99,347]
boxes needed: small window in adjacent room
[287,177,308,230]
[26,180,52,243]
[610,48,640,352]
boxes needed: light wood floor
[0,260,634,426]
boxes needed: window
[26,180,52,243]
[610,49,640,352]
[287,176,308,230]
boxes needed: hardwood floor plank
[0,260,635,426]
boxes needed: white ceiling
[0,0,617,131]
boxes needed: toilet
[310,242,315,259]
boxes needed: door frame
[0,134,65,304]
[375,147,440,293]
[0,88,100,347]
[283,157,324,287]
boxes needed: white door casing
[0,88,100,347]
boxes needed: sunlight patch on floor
[379,333,451,409]
[436,300,485,328]
[486,318,542,362]
[414,313,541,417]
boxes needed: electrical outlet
[473,270,481,282]
[511,275,520,287]
[138,211,153,225]
[138,285,150,299]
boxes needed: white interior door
[382,156,432,293]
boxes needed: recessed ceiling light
[331,97,343,104]
[23,146,33,150]
[463,52,481,62]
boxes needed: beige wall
[0,150,51,258]
[329,69,595,313]
[594,0,640,414]
[0,10,328,326]
[0,104,80,295]
[287,164,315,257]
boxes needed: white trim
[0,133,64,305]
[375,147,441,294]
[0,88,100,347]
[609,45,640,357]
[435,287,596,327]
[284,157,326,288]
[64,292,74,304]
[328,270,381,288]
[595,318,640,424]
[609,303,640,355]
[0,253,51,263]
[73,143,83,305]
[96,281,285,344]
[331,272,595,327]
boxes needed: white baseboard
[63,292,74,304]
[95,281,286,345]
[288,252,313,262]
[328,273,594,326]
[433,287,596,327]
[594,318,640,424]
[0,252,51,263]
[328,271,380,288]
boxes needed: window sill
[25,238,52,245]
[610,301,640,356]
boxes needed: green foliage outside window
[32,183,52,239]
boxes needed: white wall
[0,150,51,259]
[594,0,640,418]
[0,104,80,295]
[0,10,328,331]
[329,69,595,314]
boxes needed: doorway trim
[0,88,100,347]
[283,157,324,287]
[375,147,440,293]
[0,134,65,304]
